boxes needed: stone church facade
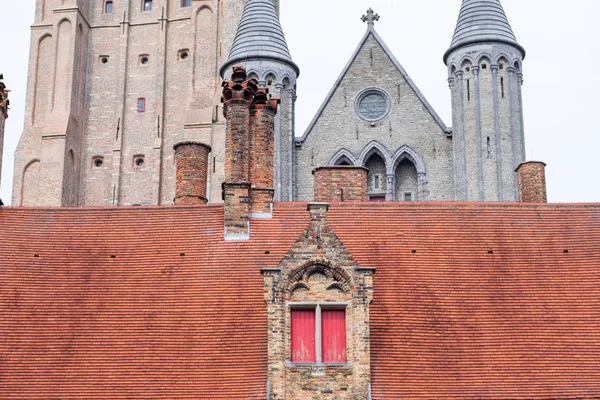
[12,0,526,206]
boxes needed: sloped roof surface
[220,0,298,76]
[1,202,600,398]
[445,0,525,62]
[0,204,309,399]
[328,203,600,399]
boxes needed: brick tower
[445,0,527,201]
[13,0,255,207]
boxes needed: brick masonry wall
[313,166,368,203]
[262,204,374,399]
[173,142,211,205]
[14,0,246,207]
[516,161,547,203]
[250,96,279,215]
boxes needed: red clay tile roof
[0,204,309,399]
[328,202,600,399]
[1,202,600,399]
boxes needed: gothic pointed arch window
[365,153,387,201]
[395,158,418,201]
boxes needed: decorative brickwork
[313,166,369,203]
[516,161,547,203]
[173,142,211,205]
[262,203,374,399]
[250,88,279,216]
[222,66,258,238]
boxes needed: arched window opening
[395,158,418,201]
[365,153,386,202]
[334,156,352,166]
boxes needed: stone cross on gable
[361,8,380,27]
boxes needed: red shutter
[322,309,346,363]
[291,309,316,362]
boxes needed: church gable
[301,28,448,143]
[295,24,454,203]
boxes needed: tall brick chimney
[173,142,211,205]
[249,88,279,217]
[221,66,258,240]
[0,75,9,194]
[313,166,369,202]
[516,161,548,203]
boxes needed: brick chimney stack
[0,75,9,193]
[221,66,258,240]
[516,161,548,203]
[313,166,369,202]
[250,88,279,217]
[173,142,211,205]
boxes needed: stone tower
[220,0,299,202]
[444,0,526,201]
[13,0,251,207]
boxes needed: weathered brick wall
[173,142,211,205]
[250,93,279,216]
[15,0,246,207]
[262,203,374,399]
[0,79,7,191]
[313,166,368,203]
[516,161,547,203]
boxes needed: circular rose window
[356,88,391,122]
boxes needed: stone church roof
[220,0,299,77]
[444,0,526,63]
[1,202,600,398]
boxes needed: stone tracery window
[356,88,391,122]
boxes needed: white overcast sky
[1,0,599,204]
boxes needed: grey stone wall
[446,42,525,202]
[296,33,454,202]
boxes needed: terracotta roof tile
[327,202,600,399]
[0,204,309,399]
[1,202,600,398]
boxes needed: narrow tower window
[467,79,471,102]
[137,98,146,113]
[143,0,152,12]
[501,77,505,98]
[487,137,492,158]
[105,1,113,14]
[181,0,191,6]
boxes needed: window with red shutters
[321,309,347,363]
[291,309,316,363]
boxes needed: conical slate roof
[220,0,299,77]
[444,0,525,63]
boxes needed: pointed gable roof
[444,0,525,63]
[299,24,450,143]
[220,0,299,77]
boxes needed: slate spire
[220,0,299,77]
[444,0,525,63]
